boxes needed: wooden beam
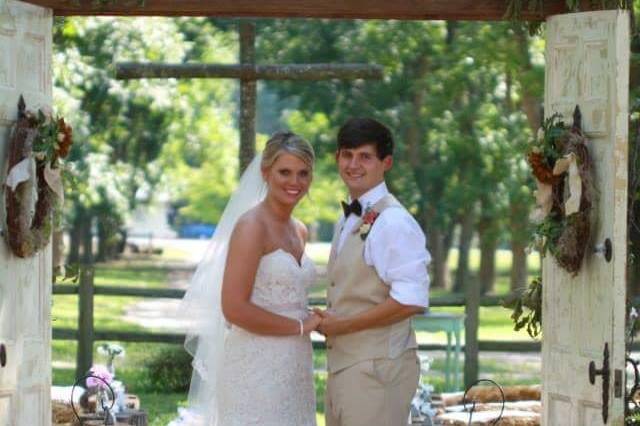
[18,0,583,20]
[116,63,385,81]
[464,277,480,388]
[76,267,94,383]
[93,285,185,298]
[53,328,545,353]
[50,287,510,307]
[239,21,256,174]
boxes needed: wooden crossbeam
[116,20,383,173]
[19,0,583,20]
[115,63,385,81]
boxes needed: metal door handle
[589,342,609,423]
[0,343,6,367]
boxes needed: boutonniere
[357,207,380,241]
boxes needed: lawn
[52,243,541,425]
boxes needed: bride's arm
[221,216,319,336]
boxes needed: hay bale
[52,400,78,426]
[467,384,541,403]
[437,410,540,425]
[438,385,541,406]
[445,400,541,413]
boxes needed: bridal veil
[171,154,266,426]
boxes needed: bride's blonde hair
[261,131,315,170]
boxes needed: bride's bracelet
[297,319,303,336]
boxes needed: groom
[318,117,431,426]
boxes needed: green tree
[53,17,230,261]
[257,19,538,293]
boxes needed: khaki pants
[325,350,420,426]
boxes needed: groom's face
[336,144,392,199]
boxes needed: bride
[171,131,321,426]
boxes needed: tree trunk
[81,213,93,265]
[453,209,475,293]
[429,227,450,289]
[239,21,257,174]
[514,26,542,131]
[510,239,528,292]
[444,223,455,257]
[52,230,64,275]
[477,195,498,294]
[96,217,107,262]
[479,230,497,294]
[68,217,81,264]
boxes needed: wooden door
[0,1,53,425]
[543,10,629,425]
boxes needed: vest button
[330,282,335,287]
[327,344,333,350]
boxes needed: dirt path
[122,267,194,332]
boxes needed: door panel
[543,10,629,425]
[0,2,52,425]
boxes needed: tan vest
[326,194,417,373]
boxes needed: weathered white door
[0,1,53,425]
[543,10,629,425]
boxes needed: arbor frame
[17,0,591,19]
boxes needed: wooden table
[418,312,465,391]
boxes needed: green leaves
[54,17,242,233]
[503,276,542,339]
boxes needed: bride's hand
[302,313,322,335]
[312,308,329,319]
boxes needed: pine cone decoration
[56,117,73,158]
[527,152,562,185]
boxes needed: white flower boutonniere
[357,207,380,241]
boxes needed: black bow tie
[341,199,362,217]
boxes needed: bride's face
[263,152,313,206]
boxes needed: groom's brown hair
[337,117,394,160]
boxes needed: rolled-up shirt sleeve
[363,207,431,308]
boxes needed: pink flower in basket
[87,365,113,390]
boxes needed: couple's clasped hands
[302,308,343,336]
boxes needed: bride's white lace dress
[216,248,317,426]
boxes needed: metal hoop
[462,378,505,426]
[70,373,116,424]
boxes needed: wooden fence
[52,266,552,387]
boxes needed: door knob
[0,343,6,367]
[588,342,609,423]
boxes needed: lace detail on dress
[217,249,317,426]
[250,249,315,313]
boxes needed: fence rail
[51,270,534,385]
[53,284,506,306]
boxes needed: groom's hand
[312,308,329,318]
[317,312,348,336]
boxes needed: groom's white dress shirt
[336,182,431,308]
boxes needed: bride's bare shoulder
[232,206,268,241]
[292,217,309,242]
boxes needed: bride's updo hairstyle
[260,131,315,171]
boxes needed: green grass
[53,262,173,330]
[53,244,541,423]
[94,264,171,288]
